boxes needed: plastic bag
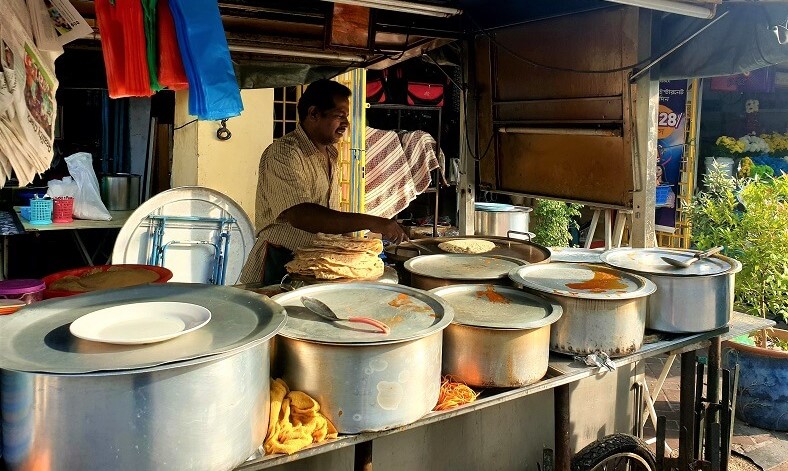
[46,176,78,198]
[64,152,111,221]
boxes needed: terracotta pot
[723,327,788,432]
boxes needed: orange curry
[475,285,510,304]
[566,270,627,293]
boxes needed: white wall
[171,88,274,223]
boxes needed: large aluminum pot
[272,283,453,433]
[474,202,531,239]
[100,173,141,211]
[430,284,562,387]
[0,283,286,471]
[2,347,269,471]
[404,254,527,291]
[601,248,742,333]
[510,263,656,357]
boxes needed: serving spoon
[300,296,390,334]
[661,246,723,269]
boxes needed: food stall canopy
[654,2,788,79]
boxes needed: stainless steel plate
[111,187,255,285]
[430,284,562,330]
[404,254,525,280]
[0,283,286,375]
[550,247,604,264]
[601,247,735,277]
[273,282,453,345]
[509,262,656,300]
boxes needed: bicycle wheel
[571,433,657,471]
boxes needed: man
[239,79,407,285]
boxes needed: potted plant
[687,165,788,431]
[530,200,582,247]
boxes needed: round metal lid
[0,283,286,375]
[509,263,656,300]
[273,282,453,345]
[111,187,255,285]
[549,247,604,264]
[474,202,516,212]
[430,284,562,330]
[601,248,736,277]
[404,254,525,280]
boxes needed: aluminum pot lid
[111,186,255,285]
[601,248,734,276]
[474,202,515,212]
[549,247,604,264]
[509,263,656,300]
[404,254,525,280]
[430,284,562,330]
[0,283,286,375]
[272,282,453,345]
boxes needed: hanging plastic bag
[157,0,188,90]
[64,152,111,221]
[94,0,152,98]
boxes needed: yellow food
[264,378,338,455]
[438,239,496,254]
[50,267,160,292]
[286,233,384,280]
[434,376,479,411]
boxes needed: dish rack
[20,197,53,225]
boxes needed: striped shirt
[239,125,341,284]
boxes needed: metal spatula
[661,246,723,269]
[300,296,390,334]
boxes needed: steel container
[430,285,562,387]
[0,283,286,471]
[272,283,453,433]
[404,254,527,291]
[100,173,141,211]
[510,263,656,357]
[601,248,742,333]
[2,347,269,471]
[474,203,531,239]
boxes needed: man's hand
[372,218,408,245]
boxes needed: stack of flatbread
[285,233,385,280]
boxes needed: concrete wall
[172,89,274,223]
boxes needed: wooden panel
[492,8,631,102]
[329,4,369,49]
[495,97,624,123]
[498,133,632,207]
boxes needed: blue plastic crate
[27,198,53,225]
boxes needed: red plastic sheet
[157,0,188,91]
[94,0,153,98]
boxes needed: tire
[571,433,657,471]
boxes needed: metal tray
[0,283,286,375]
[385,235,551,264]
[429,284,562,330]
[601,247,735,277]
[111,187,255,285]
[272,282,453,345]
[509,262,656,300]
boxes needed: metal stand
[367,104,444,237]
[147,215,236,285]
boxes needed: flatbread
[438,239,496,254]
[285,234,384,280]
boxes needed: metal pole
[679,350,698,470]
[705,336,722,461]
[433,108,442,237]
[555,385,571,471]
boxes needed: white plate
[69,302,212,345]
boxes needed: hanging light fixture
[604,0,715,19]
[320,0,462,18]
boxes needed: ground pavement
[643,356,788,470]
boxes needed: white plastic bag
[64,152,111,221]
[46,176,77,198]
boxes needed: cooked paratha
[438,239,496,254]
[285,234,384,280]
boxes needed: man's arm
[280,203,407,243]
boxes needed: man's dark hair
[297,79,352,122]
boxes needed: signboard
[655,80,688,232]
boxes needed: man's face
[310,96,350,145]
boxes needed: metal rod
[656,415,666,470]
[554,385,571,471]
[705,337,722,460]
[498,127,621,137]
[320,0,462,17]
[679,350,697,470]
[353,441,373,471]
[605,0,715,19]
[723,365,739,471]
[694,362,705,460]
[630,10,729,82]
[433,108,442,238]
